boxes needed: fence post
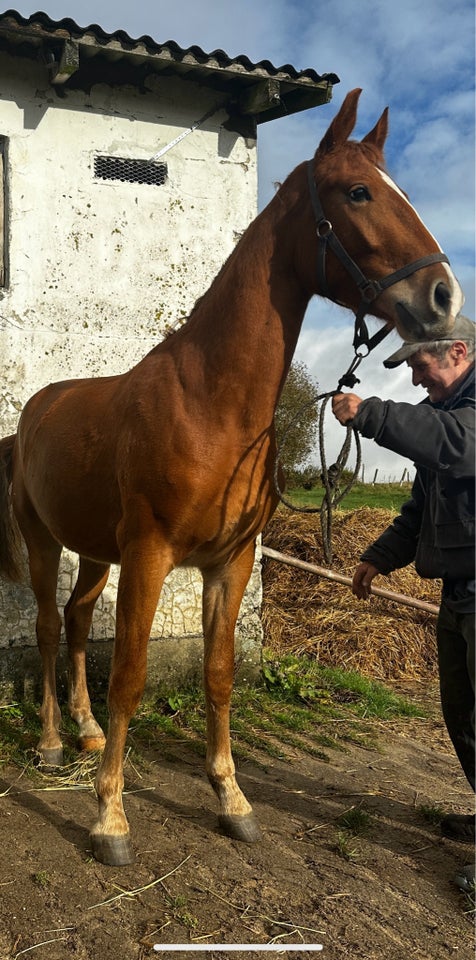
[372,468,378,485]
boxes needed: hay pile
[261,507,441,682]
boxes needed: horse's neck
[177,196,311,417]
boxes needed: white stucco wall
[0,50,263,668]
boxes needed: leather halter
[306,160,451,354]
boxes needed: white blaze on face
[377,168,464,316]
[377,168,442,248]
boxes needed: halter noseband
[306,160,450,354]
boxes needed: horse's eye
[349,185,372,203]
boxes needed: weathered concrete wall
[0,51,263,691]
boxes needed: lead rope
[273,392,361,565]
[318,395,362,563]
[273,350,366,565]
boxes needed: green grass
[0,653,425,773]
[0,701,42,764]
[129,652,424,765]
[417,802,446,825]
[334,830,361,862]
[337,805,372,835]
[284,482,412,512]
[333,804,373,863]
[311,663,422,719]
[261,654,423,719]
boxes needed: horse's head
[305,88,463,342]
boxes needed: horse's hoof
[79,736,106,753]
[90,832,135,866]
[218,813,262,843]
[38,746,64,767]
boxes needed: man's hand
[332,392,363,425]
[352,562,380,600]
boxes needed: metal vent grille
[94,156,168,186]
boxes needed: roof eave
[0,11,339,122]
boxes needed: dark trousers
[437,601,475,792]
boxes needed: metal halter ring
[317,219,333,238]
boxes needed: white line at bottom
[153,946,323,953]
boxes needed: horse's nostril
[434,281,451,311]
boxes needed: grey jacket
[352,364,475,606]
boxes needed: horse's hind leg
[64,557,110,752]
[24,527,64,765]
[202,543,261,843]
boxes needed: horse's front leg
[90,520,172,866]
[64,557,110,752]
[202,543,261,842]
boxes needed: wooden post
[372,468,378,485]
[261,546,440,615]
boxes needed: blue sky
[7,0,475,476]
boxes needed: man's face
[407,349,461,403]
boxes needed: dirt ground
[0,685,474,960]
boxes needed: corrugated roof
[0,9,339,123]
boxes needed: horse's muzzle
[395,299,458,342]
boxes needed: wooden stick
[261,546,440,615]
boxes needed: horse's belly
[17,442,121,563]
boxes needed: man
[332,314,475,892]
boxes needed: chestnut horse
[0,90,463,865]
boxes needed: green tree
[274,361,319,483]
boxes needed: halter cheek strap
[306,160,451,354]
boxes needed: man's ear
[450,340,469,364]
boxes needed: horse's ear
[315,88,362,157]
[362,106,389,154]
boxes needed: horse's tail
[0,434,24,582]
